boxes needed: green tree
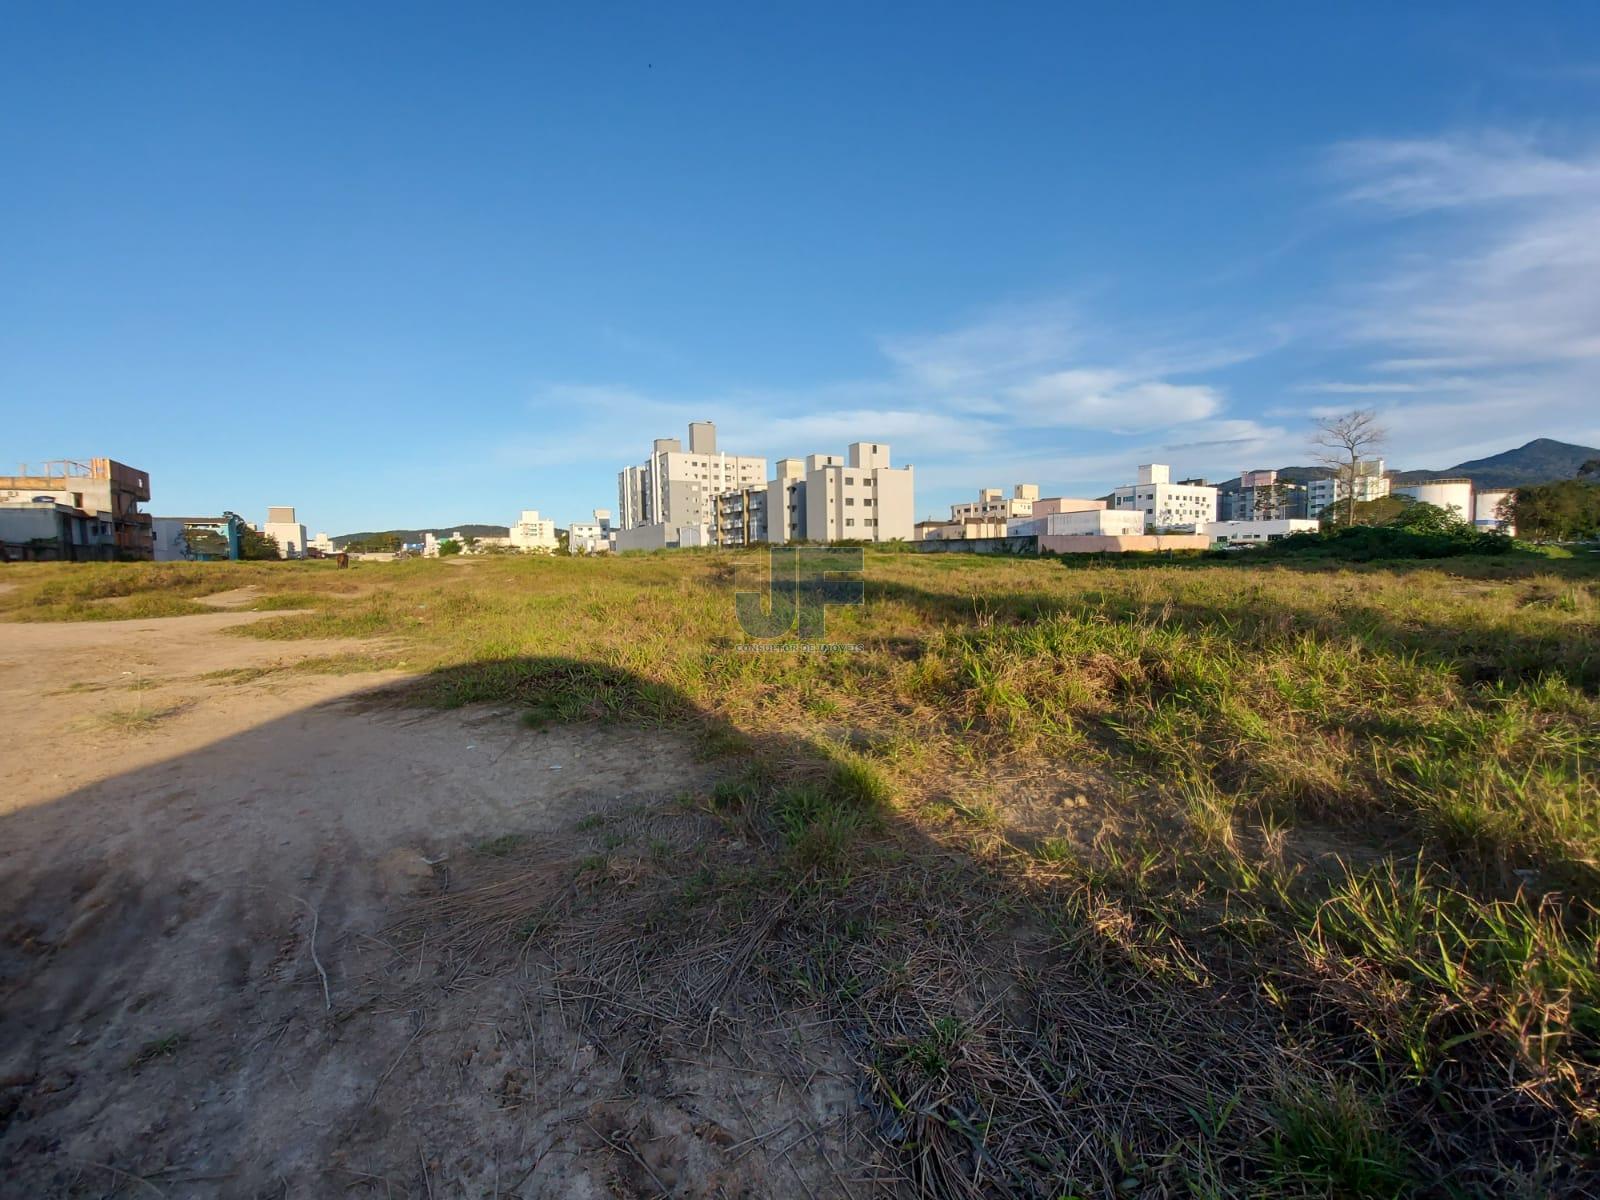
[345,533,403,553]
[239,528,281,560]
[437,538,463,556]
[181,526,230,559]
[1506,481,1600,540]
[1388,501,1470,537]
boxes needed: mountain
[331,524,510,547]
[1390,438,1600,489]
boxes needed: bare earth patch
[0,613,865,1197]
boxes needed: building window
[845,519,855,527]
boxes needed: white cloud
[1009,372,1222,432]
[1293,378,1474,395]
[879,302,1081,390]
[1301,132,1600,463]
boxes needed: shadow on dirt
[0,653,1581,1197]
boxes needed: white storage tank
[1474,489,1515,535]
[1395,478,1473,521]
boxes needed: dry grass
[9,547,1600,1195]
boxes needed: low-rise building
[1009,509,1146,538]
[569,509,616,554]
[1109,464,1218,530]
[263,506,308,558]
[0,458,154,560]
[950,484,1040,522]
[153,514,246,561]
[1193,518,1320,546]
[1030,496,1106,518]
[1040,532,1212,555]
[0,500,118,562]
[918,517,1011,541]
[509,509,559,553]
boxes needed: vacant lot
[1,550,1597,1197]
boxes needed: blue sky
[4,3,1600,532]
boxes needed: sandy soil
[0,614,861,1197]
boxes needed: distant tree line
[1505,468,1600,541]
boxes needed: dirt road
[0,611,857,1197]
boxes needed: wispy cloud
[540,297,1263,504]
[1304,131,1600,457]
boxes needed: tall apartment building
[0,458,154,560]
[616,421,767,548]
[1306,458,1389,520]
[1109,464,1218,530]
[1218,469,1309,521]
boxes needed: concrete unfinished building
[0,458,154,561]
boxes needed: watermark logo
[735,546,863,650]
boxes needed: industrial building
[1393,478,1473,521]
[0,458,154,561]
[1474,490,1514,535]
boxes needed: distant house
[153,513,246,561]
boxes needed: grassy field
[5,550,1598,1196]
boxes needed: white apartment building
[1307,458,1389,519]
[765,457,812,544]
[569,509,614,554]
[616,422,767,546]
[1009,509,1146,538]
[311,532,335,554]
[1193,518,1320,545]
[509,509,559,552]
[1109,465,1218,530]
[263,506,308,558]
[799,442,914,543]
[950,484,1039,522]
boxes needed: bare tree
[1311,409,1387,526]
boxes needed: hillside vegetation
[4,551,1598,1195]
